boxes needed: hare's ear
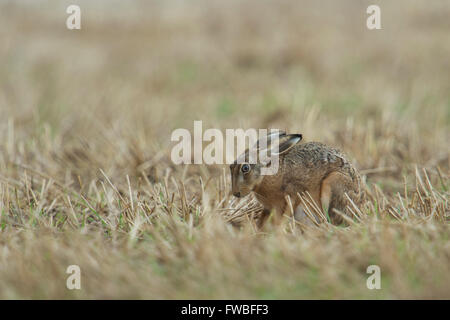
[254,130,286,149]
[272,134,302,155]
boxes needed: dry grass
[0,0,449,299]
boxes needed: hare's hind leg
[320,171,356,225]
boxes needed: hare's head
[230,132,302,198]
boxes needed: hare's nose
[233,192,241,198]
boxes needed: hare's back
[283,142,349,171]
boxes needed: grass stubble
[0,0,449,299]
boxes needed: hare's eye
[241,164,250,173]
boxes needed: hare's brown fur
[231,139,365,227]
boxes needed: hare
[230,131,365,227]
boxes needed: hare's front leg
[256,208,271,229]
[294,205,320,225]
[257,207,285,229]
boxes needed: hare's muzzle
[233,192,241,198]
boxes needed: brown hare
[230,131,365,227]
